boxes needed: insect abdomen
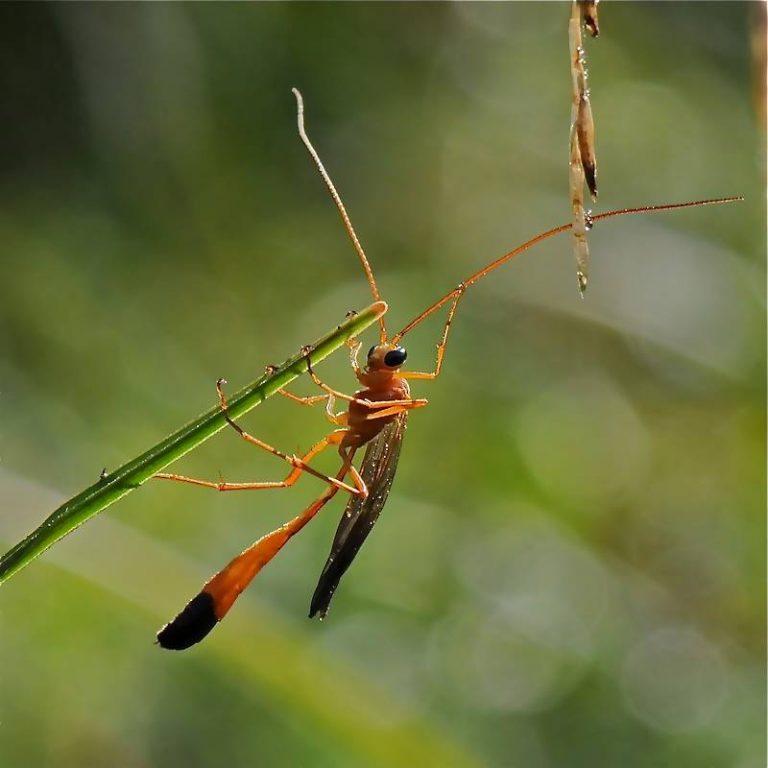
[156,591,219,650]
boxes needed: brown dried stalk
[569,0,599,295]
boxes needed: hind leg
[154,429,360,495]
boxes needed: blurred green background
[0,3,764,767]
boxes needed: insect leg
[338,444,367,499]
[399,284,466,381]
[276,390,329,406]
[261,364,331,408]
[324,393,349,426]
[157,452,357,650]
[359,404,414,422]
[262,364,348,424]
[304,365,360,403]
[347,339,364,377]
[216,377,337,470]
[154,429,360,495]
[304,360,426,409]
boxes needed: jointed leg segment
[325,394,348,426]
[304,356,428,410]
[276,389,329,407]
[347,339,363,377]
[152,380,362,496]
[360,404,411,421]
[338,444,367,499]
[263,365,348,426]
[153,430,357,495]
[263,364,329,408]
[399,283,466,380]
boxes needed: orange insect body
[154,87,741,651]
[344,345,413,449]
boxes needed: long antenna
[292,88,387,342]
[393,196,742,341]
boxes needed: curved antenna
[393,196,743,341]
[292,88,387,342]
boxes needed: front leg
[304,354,371,406]
[361,402,426,421]
[400,283,466,381]
[304,355,426,410]
[325,393,349,426]
[357,397,428,409]
[263,364,330,407]
[347,338,363,379]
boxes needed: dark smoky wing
[309,412,407,619]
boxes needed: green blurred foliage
[0,3,763,767]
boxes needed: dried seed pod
[569,120,590,295]
[577,93,597,199]
[579,0,600,37]
[568,0,599,294]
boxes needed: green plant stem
[0,301,387,586]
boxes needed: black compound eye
[367,345,376,358]
[384,347,407,367]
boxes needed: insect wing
[309,412,407,619]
